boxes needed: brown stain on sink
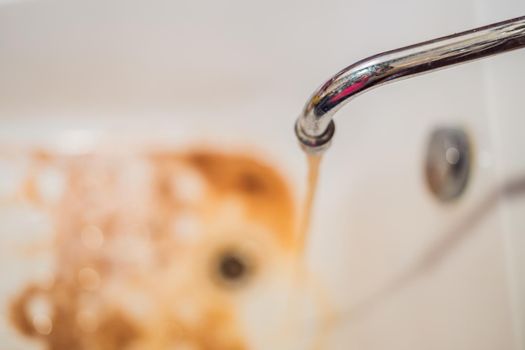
[7,149,298,350]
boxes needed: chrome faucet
[295,16,525,153]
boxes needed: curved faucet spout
[295,16,525,153]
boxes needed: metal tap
[295,16,525,153]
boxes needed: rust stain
[8,149,298,350]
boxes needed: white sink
[0,0,524,349]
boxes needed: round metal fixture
[425,127,472,201]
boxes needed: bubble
[32,314,53,335]
[78,267,101,291]
[81,225,104,249]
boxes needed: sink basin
[0,0,524,349]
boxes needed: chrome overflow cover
[425,127,472,202]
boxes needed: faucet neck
[296,16,525,153]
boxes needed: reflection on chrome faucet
[295,16,525,153]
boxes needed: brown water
[5,149,329,349]
[293,153,332,350]
[7,149,296,350]
[296,154,322,253]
